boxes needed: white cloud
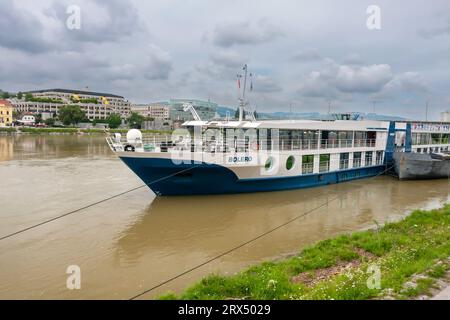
[298,61,394,98]
[335,64,393,93]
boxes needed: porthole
[286,156,295,170]
[265,157,274,170]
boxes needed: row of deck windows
[278,151,384,174]
[412,133,450,145]
[277,130,377,150]
[200,129,380,152]
[416,146,449,153]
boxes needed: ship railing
[109,134,378,153]
[320,139,376,149]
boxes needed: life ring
[124,144,135,152]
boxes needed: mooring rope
[0,165,201,241]
[129,164,396,300]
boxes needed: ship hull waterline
[119,155,387,196]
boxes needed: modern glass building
[168,99,218,121]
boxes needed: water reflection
[114,177,450,268]
[0,134,113,161]
[0,137,13,161]
[0,134,448,299]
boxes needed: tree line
[27,105,153,129]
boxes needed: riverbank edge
[0,127,171,135]
[159,204,450,300]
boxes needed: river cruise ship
[106,66,450,195]
[105,115,448,196]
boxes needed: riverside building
[10,89,131,121]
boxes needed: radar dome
[126,129,142,144]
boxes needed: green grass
[160,205,450,300]
[80,128,171,135]
[2,127,171,135]
[427,263,448,278]
[0,127,17,133]
[19,127,79,134]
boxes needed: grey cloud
[390,72,428,92]
[0,1,50,53]
[418,18,450,39]
[1,0,449,119]
[193,51,246,82]
[143,45,173,80]
[374,72,428,100]
[210,50,246,68]
[292,48,321,62]
[0,0,146,54]
[50,0,145,45]
[251,75,282,93]
[210,19,283,47]
[298,70,340,98]
[341,53,364,66]
[298,62,394,98]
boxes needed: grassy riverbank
[161,205,450,300]
[0,127,170,135]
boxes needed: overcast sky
[1,0,450,119]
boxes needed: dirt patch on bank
[291,248,376,286]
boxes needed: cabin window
[375,151,384,165]
[286,156,295,170]
[416,133,431,145]
[302,155,314,174]
[431,133,441,144]
[365,151,373,166]
[321,131,338,148]
[291,130,301,150]
[443,134,449,144]
[279,130,292,151]
[353,152,362,168]
[340,153,349,169]
[319,154,330,172]
[338,131,353,148]
[300,131,319,149]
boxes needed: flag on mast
[237,74,241,89]
[249,73,253,91]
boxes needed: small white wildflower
[267,279,277,288]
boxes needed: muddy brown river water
[0,134,449,299]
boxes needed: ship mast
[237,64,255,122]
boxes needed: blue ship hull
[119,156,386,196]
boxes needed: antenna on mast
[237,64,254,122]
